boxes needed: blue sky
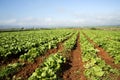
[0,0,120,28]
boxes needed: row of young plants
[0,31,47,60]
[0,30,74,61]
[28,32,78,80]
[96,30,120,42]
[0,30,74,80]
[82,30,120,64]
[80,32,120,80]
[19,31,74,62]
[0,62,24,80]
[28,53,66,80]
[63,32,78,51]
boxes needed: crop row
[0,62,24,79]
[19,31,74,62]
[0,30,74,62]
[28,32,78,80]
[1,29,119,80]
[80,32,120,80]
[0,30,77,80]
[82,30,120,64]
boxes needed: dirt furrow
[82,32,120,70]
[63,33,86,80]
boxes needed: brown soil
[62,33,86,80]
[82,32,120,70]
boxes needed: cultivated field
[0,29,120,80]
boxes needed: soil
[62,33,86,80]
[82,32,120,70]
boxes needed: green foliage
[64,32,78,51]
[28,54,66,80]
[83,30,120,64]
[80,32,120,80]
[0,30,74,62]
[0,63,24,79]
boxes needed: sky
[0,0,120,28]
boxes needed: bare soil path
[63,33,86,80]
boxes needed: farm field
[0,29,120,80]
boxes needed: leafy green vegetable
[28,53,66,80]
[0,63,24,80]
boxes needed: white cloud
[0,19,16,24]
[0,14,120,28]
[56,7,66,14]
